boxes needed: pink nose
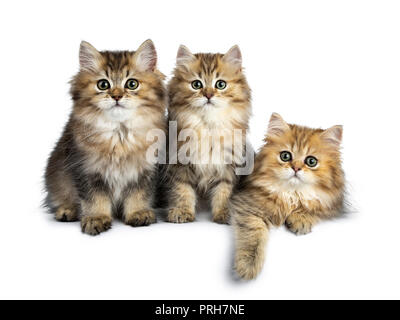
[292,166,301,173]
[112,95,122,101]
[205,93,214,100]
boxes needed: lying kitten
[45,40,166,235]
[165,45,251,224]
[231,113,345,279]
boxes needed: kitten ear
[321,125,343,147]
[134,39,157,72]
[267,113,290,137]
[176,45,196,66]
[222,45,242,70]
[79,41,102,72]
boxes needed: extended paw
[81,215,112,236]
[212,208,230,225]
[285,215,313,235]
[124,209,156,227]
[55,206,78,222]
[234,253,262,280]
[167,208,195,223]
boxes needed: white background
[0,0,399,300]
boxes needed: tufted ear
[79,41,102,72]
[321,125,343,148]
[176,45,196,66]
[134,39,157,72]
[222,45,242,70]
[267,113,290,138]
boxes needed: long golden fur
[231,113,345,279]
[164,45,251,224]
[45,40,166,235]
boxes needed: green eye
[97,79,110,90]
[191,80,203,90]
[125,78,139,90]
[305,156,318,167]
[215,80,227,90]
[280,151,292,162]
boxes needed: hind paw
[55,207,78,222]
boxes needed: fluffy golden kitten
[231,113,345,279]
[45,40,166,235]
[164,45,251,224]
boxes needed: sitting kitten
[231,113,345,279]
[165,45,251,224]
[45,40,166,235]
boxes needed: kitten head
[71,40,166,123]
[168,45,251,126]
[260,113,344,194]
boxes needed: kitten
[164,45,251,224]
[231,113,345,279]
[45,40,167,235]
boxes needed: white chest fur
[80,115,154,201]
[261,180,334,211]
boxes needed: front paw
[235,252,262,280]
[285,215,312,235]
[212,208,230,225]
[124,209,156,227]
[167,208,195,223]
[81,215,112,236]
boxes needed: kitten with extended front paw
[45,40,166,235]
[164,45,252,224]
[231,113,345,279]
